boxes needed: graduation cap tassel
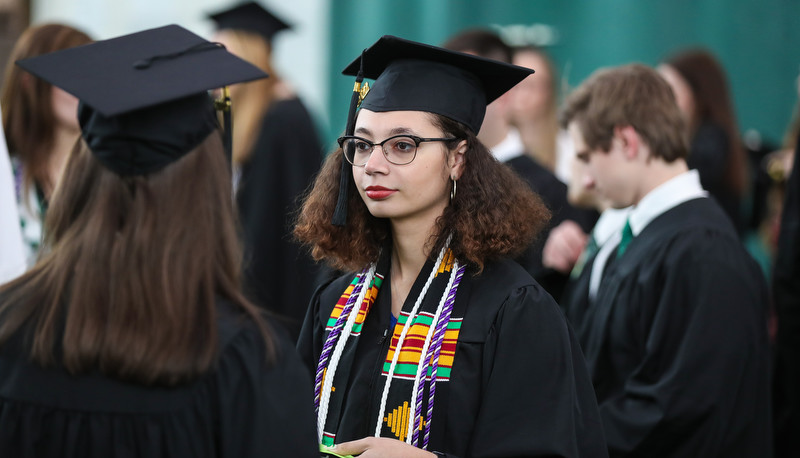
[214,85,233,164]
[331,50,366,226]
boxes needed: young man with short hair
[561,64,771,457]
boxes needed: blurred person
[296,35,606,457]
[542,150,628,327]
[509,45,575,183]
[0,25,317,457]
[562,64,771,456]
[209,1,323,341]
[1,23,92,267]
[773,72,800,458]
[0,106,25,284]
[442,28,596,303]
[658,49,748,234]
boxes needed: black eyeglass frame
[337,134,459,166]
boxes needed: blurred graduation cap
[208,1,291,42]
[15,24,267,176]
[331,34,534,225]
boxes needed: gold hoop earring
[450,178,457,202]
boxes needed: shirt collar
[490,128,525,163]
[628,169,707,236]
[592,206,631,245]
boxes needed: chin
[363,201,397,219]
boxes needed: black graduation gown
[505,155,598,303]
[577,197,771,457]
[298,258,608,458]
[560,250,597,332]
[0,300,318,458]
[236,97,323,341]
[773,136,800,456]
[688,122,743,233]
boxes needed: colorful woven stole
[314,245,466,450]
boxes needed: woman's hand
[331,437,437,457]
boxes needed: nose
[363,144,390,174]
[582,170,596,191]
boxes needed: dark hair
[1,23,93,194]
[664,49,747,195]
[560,64,689,162]
[294,113,550,273]
[0,132,272,386]
[442,28,512,63]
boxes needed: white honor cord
[317,265,376,441]
[374,243,451,438]
[405,259,459,444]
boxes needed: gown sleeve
[215,321,319,458]
[599,239,770,456]
[465,286,608,458]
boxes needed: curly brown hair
[294,113,550,273]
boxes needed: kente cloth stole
[315,248,466,450]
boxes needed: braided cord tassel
[374,243,451,439]
[422,262,465,449]
[313,267,367,410]
[409,261,459,446]
[315,265,376,441]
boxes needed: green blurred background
[325,0,799,149]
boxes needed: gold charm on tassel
[356,81,370,107]
[214,85,231,111]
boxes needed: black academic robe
[236,97,323,341]
[688,122,743,233]
[560,250,597,332]
[298,258,608,458]
[773,136,800,456]
[0,299,318,458]
[577,197,771,457]
[505,155,598,302]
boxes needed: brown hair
[294,113,550,273]
[0,132,271,386]
[664,49,747,195]
[217,29,279,166]
[1,23,92,194]
[560,63,688,162]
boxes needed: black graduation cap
[208,1,291,42]
[15,24,268,176]
[331,35,534,225]
[342,35,534,134]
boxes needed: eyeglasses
[337,134,458,166]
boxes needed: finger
[332,438,372,455]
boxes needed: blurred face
[509,50,553,122]
[567,150,606,210]
[568,121,637,208]
[352,109,464,225]
[657,64,695,124]
[51,86,80,131]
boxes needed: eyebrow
[354,126,419,139]
[354,127,373,137]
[388,127,417,136]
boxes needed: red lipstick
[365,186,396,200]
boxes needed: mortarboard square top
[341,35,534,134]
[15,24,268,176]
[208,2,291,42]
[16,24,266,117]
